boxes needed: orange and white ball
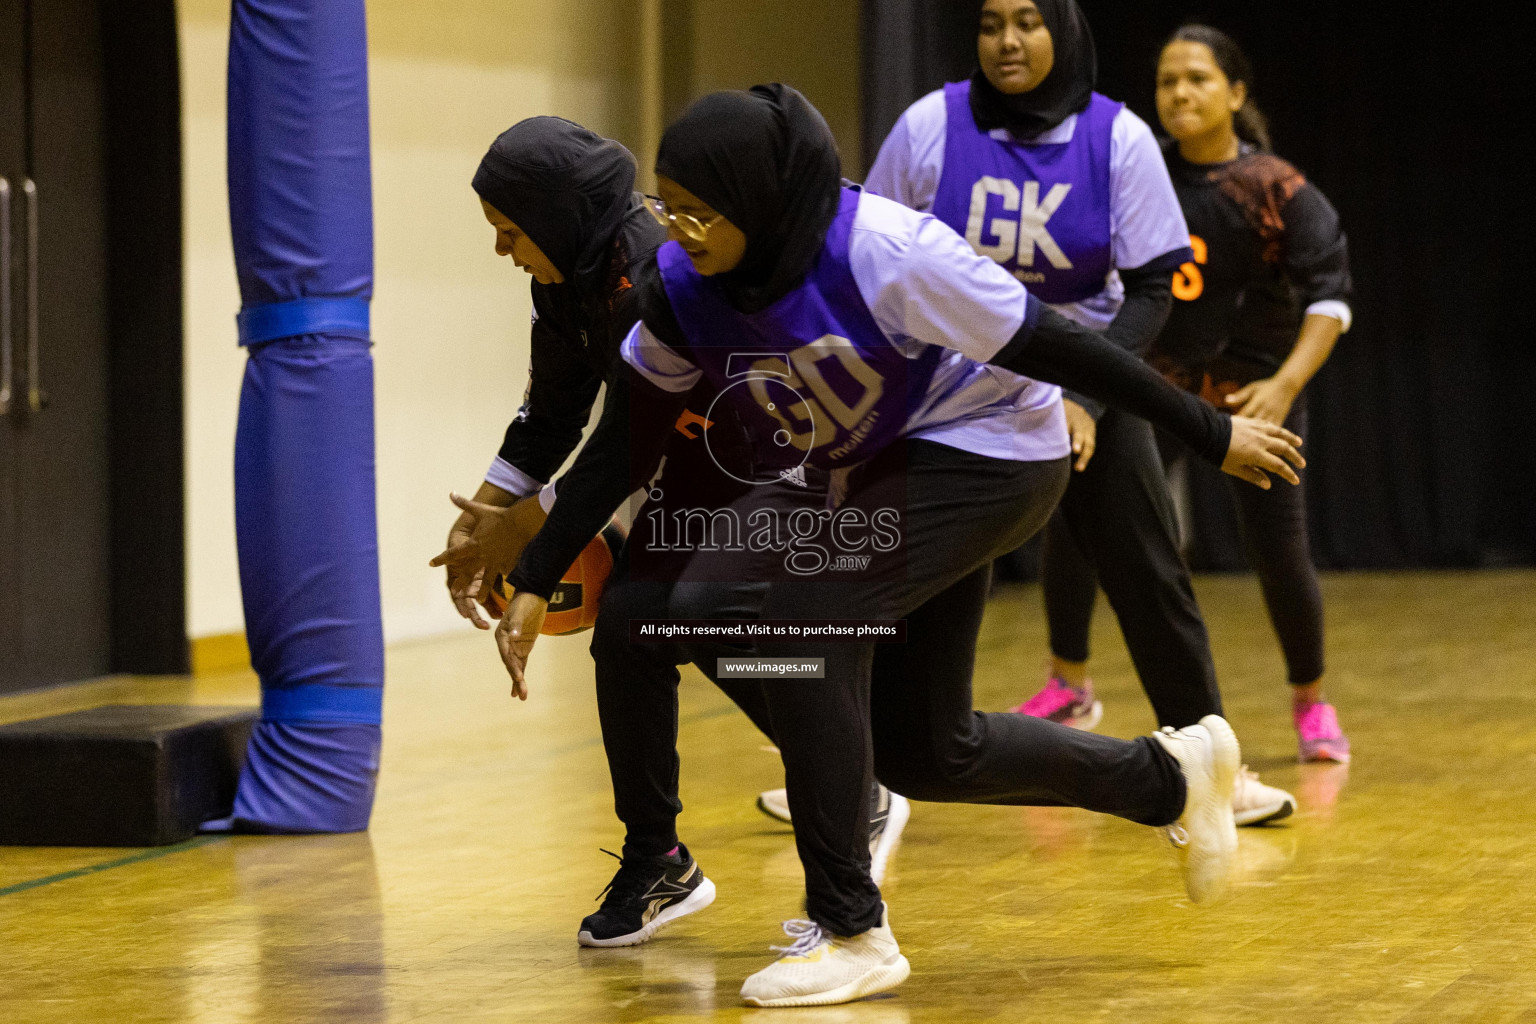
[484,520,626,635]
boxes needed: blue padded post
[225,0,382,833]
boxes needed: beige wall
[179,0,860,644]
[688,0,863,177]
[180,0,645,641]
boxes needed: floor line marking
[0,835,225,898]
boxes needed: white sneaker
[868,787,910,887]
[756,785,910,886]
[1150,715,1240,903]
[757,787,793,823]
[1232,765,1295,827]
[739,905,911,1007]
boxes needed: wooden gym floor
[2,571,1534,1023]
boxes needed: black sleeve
[495,303,606,487]
[506,368,687,599]
[993,302,1231,466]
[1281,183,1352,309]
[1064,254,1180,420]
[634,267,689,350]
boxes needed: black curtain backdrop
[861,1,1536,570]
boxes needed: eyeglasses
[644,195,724,243]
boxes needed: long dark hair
[1167,24,1271,153]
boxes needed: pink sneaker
[1012,677,1103,730]
[1294,701,1351,763]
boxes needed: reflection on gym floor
[2,571,1534,1023]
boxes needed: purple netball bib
[658,189,939,471]
[933,82,1118,305]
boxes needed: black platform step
[0,705,257,847]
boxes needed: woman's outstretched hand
[1221,415,1305,489]
[496,591,548,700]
[438,484,519,629]
[430,492,548,606]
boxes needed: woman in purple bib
[486,85,1303,1006]
[865,0,1296,826]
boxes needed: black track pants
[1041,409,1223,727]
[588,460,784,863]
[596,441,1187,936]
[1169,400,1325,684]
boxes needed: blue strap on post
[237,296,371,346]
[260,683,383,724]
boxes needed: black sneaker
[577,844,717,947]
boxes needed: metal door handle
[24,179,45,413]
[0,177,12,416]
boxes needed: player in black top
[433,117,763,951]
[434,117,666,606]
[1049,25,1354,763]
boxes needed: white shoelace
[770,919,827,958]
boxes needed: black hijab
[655,84,842,313]
[968,0,1097,140]
[472,117,637,283]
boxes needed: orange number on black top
[1172,234,1208,302]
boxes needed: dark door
[0,0,27,687]
[0,0,113,694]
